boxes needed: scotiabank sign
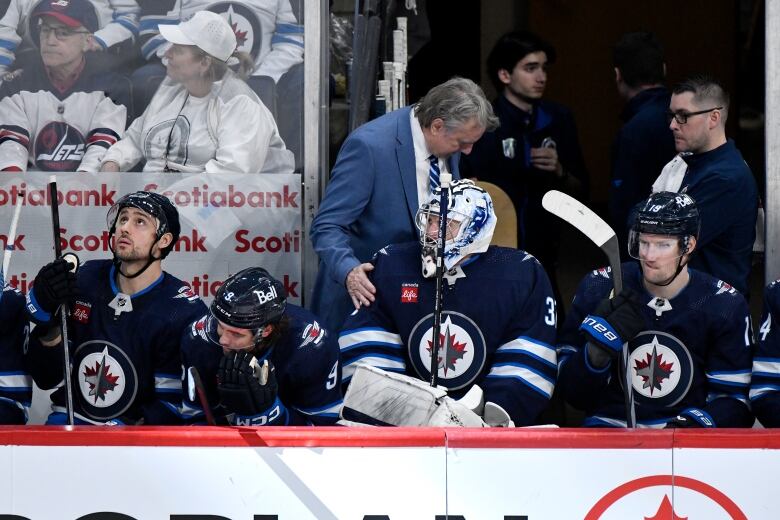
[0,172,302,303]
[0,428,775,519]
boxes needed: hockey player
[0,0,129,172]
[557,191,753,428]
[338,180,558,426]
[181,267,342,426]
[750,281,780,426]
[25,191,207,425]
[0,284,32,424]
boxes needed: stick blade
[542,190,615,247]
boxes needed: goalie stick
[541,189,636,428]
[429,172,452,388]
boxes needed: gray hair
[414,77,499,132]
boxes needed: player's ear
[157,232,173,250]
[260,324,275,338]
[686,236,697,255]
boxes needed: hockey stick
[187,366,216,426]
[0,188,25,300]
[429,173,452,388]
[541,190,636,428]
[49,176,75,426]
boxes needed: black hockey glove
[217,351,278,417]
[664,409,714,428]
[28,258,77,323]
[579,288,644,358]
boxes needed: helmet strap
[112,238,162,279]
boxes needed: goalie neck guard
[415,179,497,277]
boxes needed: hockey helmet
[210,267,287,333]
[628,191,700,260]
[107,191,181,259]
[415,179,496,277]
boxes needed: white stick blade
[542,190,615,247]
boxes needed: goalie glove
[580,288,644,358]
[217,351,278,416]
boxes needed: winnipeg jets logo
[74,340,139,420]
[300,321,325,348]
[716,280,737,295]
[83,347,121,404]
[627,332,693,405]
[209,2,262,58]
[35,122,85,171]
[408,312,487,390]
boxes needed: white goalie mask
[414,179,497,277]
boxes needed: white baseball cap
[159,11,237,63]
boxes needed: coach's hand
[346,263,376,309]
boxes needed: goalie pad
[341,364,486,427]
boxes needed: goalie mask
[208,267,287,346]
[106,191,181,278]
[628,191,700,286]
[415,179,496,277]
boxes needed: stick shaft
[49,180,75,426]
[429,184,450,387]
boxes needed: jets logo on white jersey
[73,339,139,421]
[407,311,487,390]
[627,331,693,406]
[35,121,85,171]
[208,2,263,58]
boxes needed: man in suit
[310,77,498,332]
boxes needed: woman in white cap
[99,11,294,174]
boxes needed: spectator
[338,180,557,427]
[461,30,588,314]
[133,0,303,166]
[25,191,207,425]
[181,267,342,426]
[0,285,31,424]
[0,0,129,172]
[100,10,293,173]
[310,76,497,332]
[557,192,753,428]
[0,0,139,77]
[609,32,676,257]
[653,75,758,296]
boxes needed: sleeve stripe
[0,40,18,50]
[295,399,343,416]
[707,372,751,385]
[276,23,304,34]
[154,375,182,391]
[497,336,557,366]
[339,329,403,349]
[486,364,555,399]
[753,360,780,374]
[271,35,304,48]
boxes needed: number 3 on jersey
[544,296,556,327]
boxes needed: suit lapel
[395,107,419,224]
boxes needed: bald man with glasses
[651,75,758,296]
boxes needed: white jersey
[0,88,125,172]
[139,0,303,82]
[101,70,294,173]
[0,0,140,74]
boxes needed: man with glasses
[652,75,758,297]
[0,0,130,172]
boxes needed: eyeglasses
[666,107,723,125]
[39,24,90,41]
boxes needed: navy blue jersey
[558,262,753,428]
[26,259,207,425]
[0,286,31,424]
[181,304,342,426]
[339,242,558,426]
[751,280,780,426]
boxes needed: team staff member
[311,77,498,332]
[181,267,342,426]
[25,191,207,425]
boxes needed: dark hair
[613,32,665,88]
[486,30,556,91]
[672,74,730,122]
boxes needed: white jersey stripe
[487,364,554,399]
[339,329,403,350]
[497,337,557,365]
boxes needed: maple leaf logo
[634,344,674,395]
[231,22,248,47]
[645,494,687,520]
[83,353,120,403]
[427,324,467,375]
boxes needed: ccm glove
[580,288,644,358]
[217,351,278,416]
[28,258,78,323]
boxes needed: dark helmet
[107,191,180,259]
[629,191,700,259]
[210,267,287,331]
